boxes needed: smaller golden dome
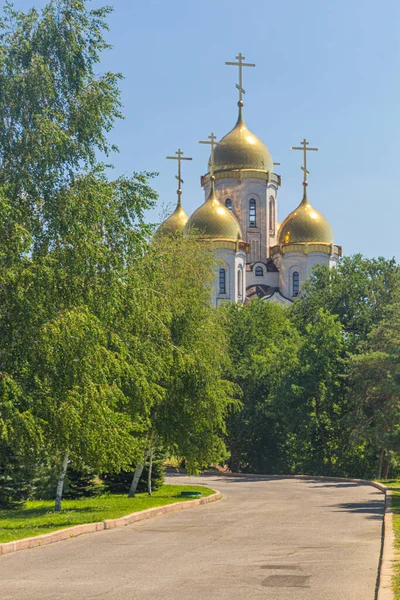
[278,185,334,245]
[212,104,273,173]
[157,195,188,235]
[184,178,242,241]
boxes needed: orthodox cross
[291,138,318,183]
[225,53,255,104]
[166,149,192,196]
[199,132,218,176]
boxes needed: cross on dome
[199,133,219,176]
[225,52,255,105]
[291,138,318,185]
[166,148,192,201]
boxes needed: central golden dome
[212,104,273,173]
[184,179,242,240]
[278,185,334,245]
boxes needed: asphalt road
[0,474,384,600]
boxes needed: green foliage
[222,299,300,473]
[223,262,400,479]
[102,457,165,495]
[292,254,400,349]
[0,442,35,509]
[121,233,238,474]
[63,467,99,499]
[0,0,123,236]
[280,309,349,475]
[347,294,400,477]
[32,461,99,500]
[0,0,159,508]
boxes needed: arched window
[225,198,232,211]
[293,271,300,297]
[219,268,226,294]
[255,266,263,277]
[237,269,242,297]
[269,197,275,233]
[249,199,256,227]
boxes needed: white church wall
[276,251,333,299]
[246,263,279,289]
[212,248,246,306]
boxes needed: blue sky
[12,0,400,260]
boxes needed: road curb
[376,486,394,600]
[0,491,222,556]
[206,472,394,599]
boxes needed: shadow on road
[328,499,384,520]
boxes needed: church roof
[212,103,273,173]
[157,195,188,235]
[278,184,334,245]
[185,177,242,241]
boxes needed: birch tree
[124,233,237,496]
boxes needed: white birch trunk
[128,442,150,498]
[128,458,146,498]
[54,451,69,512]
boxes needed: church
[158,54,342,305]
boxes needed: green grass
[0,484,215,543]
[381,481,400,599]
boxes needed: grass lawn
[382,481,400,599]
[0,484,215,544]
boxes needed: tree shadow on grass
[0,506,102,521]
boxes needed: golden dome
[212,104,273,173]
[278,185,334,245]
[184,178,242,240]
[157,195,188,235]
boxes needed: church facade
[158,55,342,305]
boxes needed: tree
[31,307,145,511]
[0,441,36,509]
[292,255,400,350]
[123,233,237,496]
[222,299,300,473]
[0,1,160,509]
[282,309,349,475]
[347,296,400,478]
[0,0,123,244]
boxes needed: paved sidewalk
[0,474,384,600]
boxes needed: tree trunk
[377,448,385,480]
[235,452,241,473]
[54,451,69,512]
[147,446,154,496]
[315,399,333,472]
[128,445,149,498]
[384,457,390,480]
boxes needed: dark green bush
[0,443,35,509]
[102,456,165,494]
[32,461,100,500]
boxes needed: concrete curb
[0,491,222,557]
[376,487,394,600]
[205,472,394,600]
